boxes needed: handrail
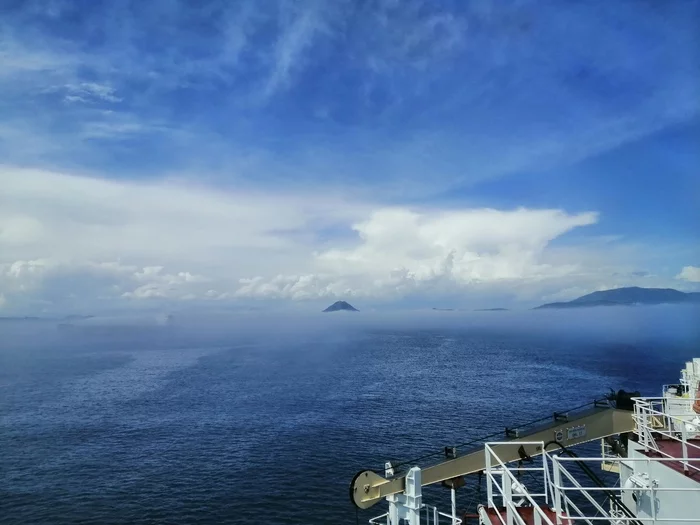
[633,396,700,400]
[548,454,700,523]
[632,397,700,476]
[368,512,389,524]
[368,505,463,524]
[485,442,555,525]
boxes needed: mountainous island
[535,287,700,309]
[323,301,359,312]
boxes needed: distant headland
[535,287,700,309]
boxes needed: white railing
[485,442,555,525]
[368,512,390,524]
[549,454,700,523]
[601,439,621,472]
[368,505,462,525]
[633,396,700,477]
[422,505,462,525]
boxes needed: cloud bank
[0,166,618,311]
[236,208,598,300]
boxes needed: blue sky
[0,0,699,314]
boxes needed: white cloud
[122,284,167,300]
[1,259,54,294]
[0,166,365,266]
[121,266,211,300]
[0,166,370,310]
[56,82,122,104]
[0,258,212,307]
[236,207,599,300]
[676,266,700,283]
[236,274,353,301]
[0,166,690,312]
[262,3,332,99]
[539,285,622,303]
[0,166,608,310]
[0,36,79,81]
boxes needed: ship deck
[482,506,572,525]
[639,437,700,483]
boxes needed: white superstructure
[663,359,700,438]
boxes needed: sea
[1,306,699,524]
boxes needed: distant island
[535,287,700,309]
[432,307,509,312]
[0,315,93,322]
[323,301,359,312]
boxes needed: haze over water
[2,306,698,524]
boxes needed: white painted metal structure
[365,359,700,525]
[663,359,700,438]
[369,466,462,525]
[481,441,554,525]
[633,397,700,477]
[478,447,700,525]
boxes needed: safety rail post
[503,476,513,525]
[485,445,494,510]
[641,400,649,451]
[681,420,690,474]
[542,451,550,506]
[451,486,457,525]
[633,400,641,448]
[387,494,400,525]
[552,456,563,525]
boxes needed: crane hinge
[553,411,569,422]
[505,427,520,438]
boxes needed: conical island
[323,301,359,312]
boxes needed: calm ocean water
[1,307,698,524]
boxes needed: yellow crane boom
[351,401,635,509]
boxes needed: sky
[0,0,699,314]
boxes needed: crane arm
[351,404,635,509]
